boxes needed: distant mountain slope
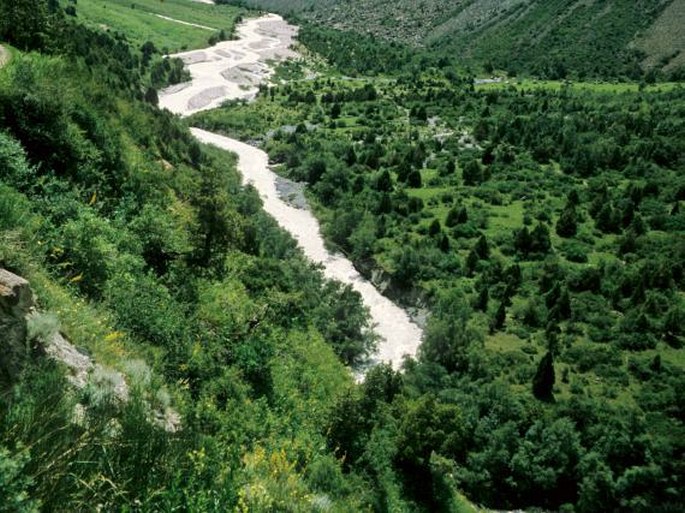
[637,0,685,73]
[233,0,684,79]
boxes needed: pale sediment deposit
[160,14,423,370]
[191,128,423,370]
[159,14,298,115]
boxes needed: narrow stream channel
[160,14,423,370]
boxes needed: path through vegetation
[154,14,215,31]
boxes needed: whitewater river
[160,14,423,370]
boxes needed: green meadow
[67,0,244,52]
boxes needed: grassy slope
[240,0,682,78]
[0,18,372,511]
[637,0,685,71]
[475,78,684,93]
[68,0,243,52]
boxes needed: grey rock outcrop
[0,268,180,432]
[0,268,33,382]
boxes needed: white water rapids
[160,14,423,370]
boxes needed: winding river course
[160,14,423,370]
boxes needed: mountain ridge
[230,0,685,79]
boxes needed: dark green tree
[465,249,479,276]
[428,218,441,237]
[595,203,618,233]
[515,226,532,256]
[474,286,489,312]
[462,159,483,186]
[407,169,422,188]
[532,351,555,401]
[556,204,578,238]
[0,0,49,50]
[531,223,552,255]
[490,301,506,332]
[374,169,393,192]
[419,292,481,374]
[445,205,468,227]
[474,233,490,260]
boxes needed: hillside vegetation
[68,0,244,53]
[233,0,685,80]
[0,0,683,512]
[0,2,388,511]
[193,22,685,513]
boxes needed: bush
[26,312,59,346]
[0,446,39,513]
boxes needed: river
[160,14,423,371]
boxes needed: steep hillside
[637,0,685,74]
[233,0,684,79]
[0,2,380,510]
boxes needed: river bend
[160,14,422,370]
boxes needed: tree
[397,395,466,469]
[556,204,578,238]
[532,351,555,401]
[442,160,455,176]
[474,286,489,312]
[474,234,490,260]
[374,169,393,192]
[144,87,159,105]
[531,223,552,255]
[515,226,532,256]
[407,169,422,188]
[314,282,376,365]
[663,303,684,347]
[577,452,617,513]
[462,159,483,185]
[140,41,157,67]
[419,292,481,374]
[510,418,582,507]
[193,162,243,271]
[0,0,49,50]
[394,246,420,286]
[490,301,506,332]
[437,233,450,252]
[344,145,357,166]
[595,203,618,233]
[465,249,479,276]
[428,219,441,237]
[548,285,572,323]
[445,205,468,227]
[629,213,647,236]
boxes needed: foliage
[192,36,685,511]
[1,1,683,512]
[0,9,376,512]
[238,0,682,80]
[57,0,244,54]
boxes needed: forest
[232,0,685,81]
[193,22,685,513]
[0,0,684,512]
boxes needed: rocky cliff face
[0,268,180,431]
[0,268,34,382]
[0,267,118,394]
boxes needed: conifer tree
[533,351,555,401]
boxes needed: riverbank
[159,14,423,370]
